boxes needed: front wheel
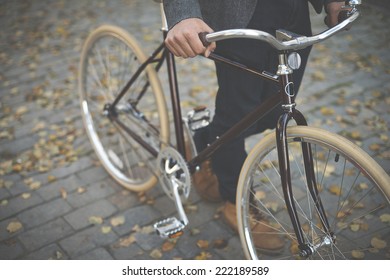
[237,126,390,260]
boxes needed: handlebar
[202,6,360,51]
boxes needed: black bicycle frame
[108,32,332,257]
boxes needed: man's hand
[165,18,216,58]
[325,1,347,27]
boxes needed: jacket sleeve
[163,0,203,29]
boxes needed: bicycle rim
[78,25,169,191]
[237,126,390,260]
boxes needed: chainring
[157,146,191,201]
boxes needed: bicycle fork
[276,53,333,258]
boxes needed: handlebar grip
[324,9,351,28]
[199,32,211,47]
[338,10,350,23]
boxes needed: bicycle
[78,0,390,260]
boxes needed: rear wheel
[78,25,169,192]
[237,126,390,260]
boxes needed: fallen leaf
[194,251,212,260]
[320,107,334,116]
[196,240,209,249]
[89,216,103,225]
[119,234,136,247]
[101,226,112,234]
[150,249,162,259]
[162,241,175,252]
[60,188,67,199]
[7,221,23,233]
[329,185,342,196]
[350,224,360,232]
[351,250,365,259]
[110,216,126,227]
[21,193,31,199]
[371,237,387,249]
[213,239,228,249]
[379,213,390,223]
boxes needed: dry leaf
[30,181,41,190]
[77,187,86,194]
[150,249,162,259]
[255,190,266,200]
[60,188,67,199]
[21,193,31,199]
[110,216,125,227]
[320,107,334,116]
[371,237,387,249]
[329,185,342,196]
[213,239,228,249]
[196,240,209,249]
[350,224,360,232]
[351,250,365,259]
[101,226,112,234]
[379,213,390,223]
[194,251,212,260]
[7,221,23,233]
[119,235,136,247]
[47,175,57,183]
[89,216,103,225]
[162,241,175,252]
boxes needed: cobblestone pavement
[0,0,389,260]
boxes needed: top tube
[205,8,360,51]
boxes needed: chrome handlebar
[204,7,360,51]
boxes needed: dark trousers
[195,0,313,203]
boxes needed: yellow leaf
[60,188,67,199]
[194,251,212,260]
[312,71,325,81]
[150,249,162,259]
[89,216,103,225]
[371,237,387,249]
[351,250,365,259]
[350,224,360,232]
[255,191,266,200]
[196,240,209,249]
[30,181,41,190]
[110,216,126,227]
[162,241,175,252]
[379,213,390,223]
[21,193,31,199]
[119,235,136,247]
[15,106,28,116]
[101,226,112,234]
[369,143,381,152]
[320,107,334,116]
[7,221,23,233]
[329,185,342,196]
[213,239,228,249]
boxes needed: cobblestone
[0,0,389,260]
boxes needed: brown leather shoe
[223,201,284,253]
[184,134,222,202]
[192,159,222,202]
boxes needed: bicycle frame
[107,28,332,257]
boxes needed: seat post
[157,1,168,31]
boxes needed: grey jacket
[163,0,339,31]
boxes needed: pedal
[187,106,210,131]
[154,217,185,238]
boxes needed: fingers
[165,18,214,58]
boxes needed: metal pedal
[187,106,210,131]
[154,217,185,239]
